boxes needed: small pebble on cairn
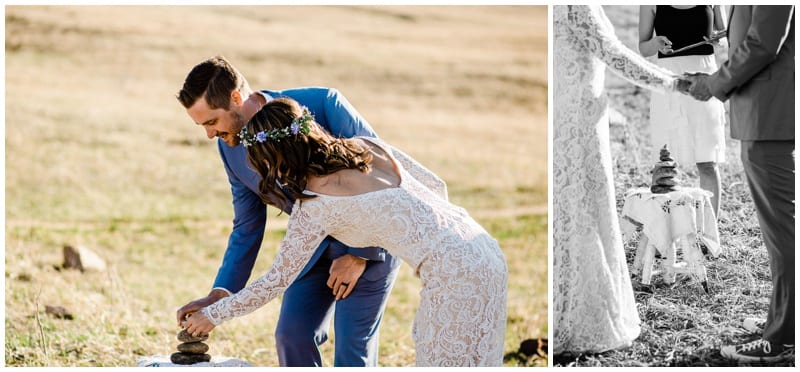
[177,341,210,354]
[177,329,208,343]
[650,145,680,194]
[170,329,211,365]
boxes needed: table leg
[633,234,648,272]
[665,240,677,284]
[681,234,709,292]
[641,238,656,285]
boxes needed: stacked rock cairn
[650,145,679,194]
[171,329,211,365]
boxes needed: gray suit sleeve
[708,6,794,100]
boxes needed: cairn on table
[171,329,211,365]
[650,145,680,194]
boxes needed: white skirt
[649,54,726,166]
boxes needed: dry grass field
[4,6,547,366]
[554,5,794,367]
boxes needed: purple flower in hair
[290,123,300,135]
[256,131,267,142]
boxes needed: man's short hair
[177,55,248,110]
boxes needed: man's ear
[231,90,244,108]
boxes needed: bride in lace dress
[553,5,682,354]
[183,97,508,366]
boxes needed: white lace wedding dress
[201,137,508,366]
[553,5,677,354]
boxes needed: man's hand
[176,289,229,327]
[327,254,366,300]
[675,76,693,95]
[685,72,713,101]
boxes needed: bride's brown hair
[245,97,373,211]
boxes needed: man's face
[186,94,245,147]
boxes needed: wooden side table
[620,187,721,291]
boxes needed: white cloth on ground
[137,355,253,367]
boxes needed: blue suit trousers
[275,257,399,366]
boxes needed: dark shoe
[720,339,794,363]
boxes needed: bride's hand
[183,311,216,337]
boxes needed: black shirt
[654,5,714,58]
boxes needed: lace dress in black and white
[553,5,677,354]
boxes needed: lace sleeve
[201,201,328,325]
[390,145,449,201]
[567,5,677,93]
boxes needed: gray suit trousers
[740,140,795,344]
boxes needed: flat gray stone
[177,341,209,354]
[651,185,678,194]
[177,329,208,343]
[170,352,211,365]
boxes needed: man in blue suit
[174,55,400,366]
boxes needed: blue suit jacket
[213,87,398,293]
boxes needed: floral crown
[239,106,314,147]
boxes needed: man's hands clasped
[675,72,713,101]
